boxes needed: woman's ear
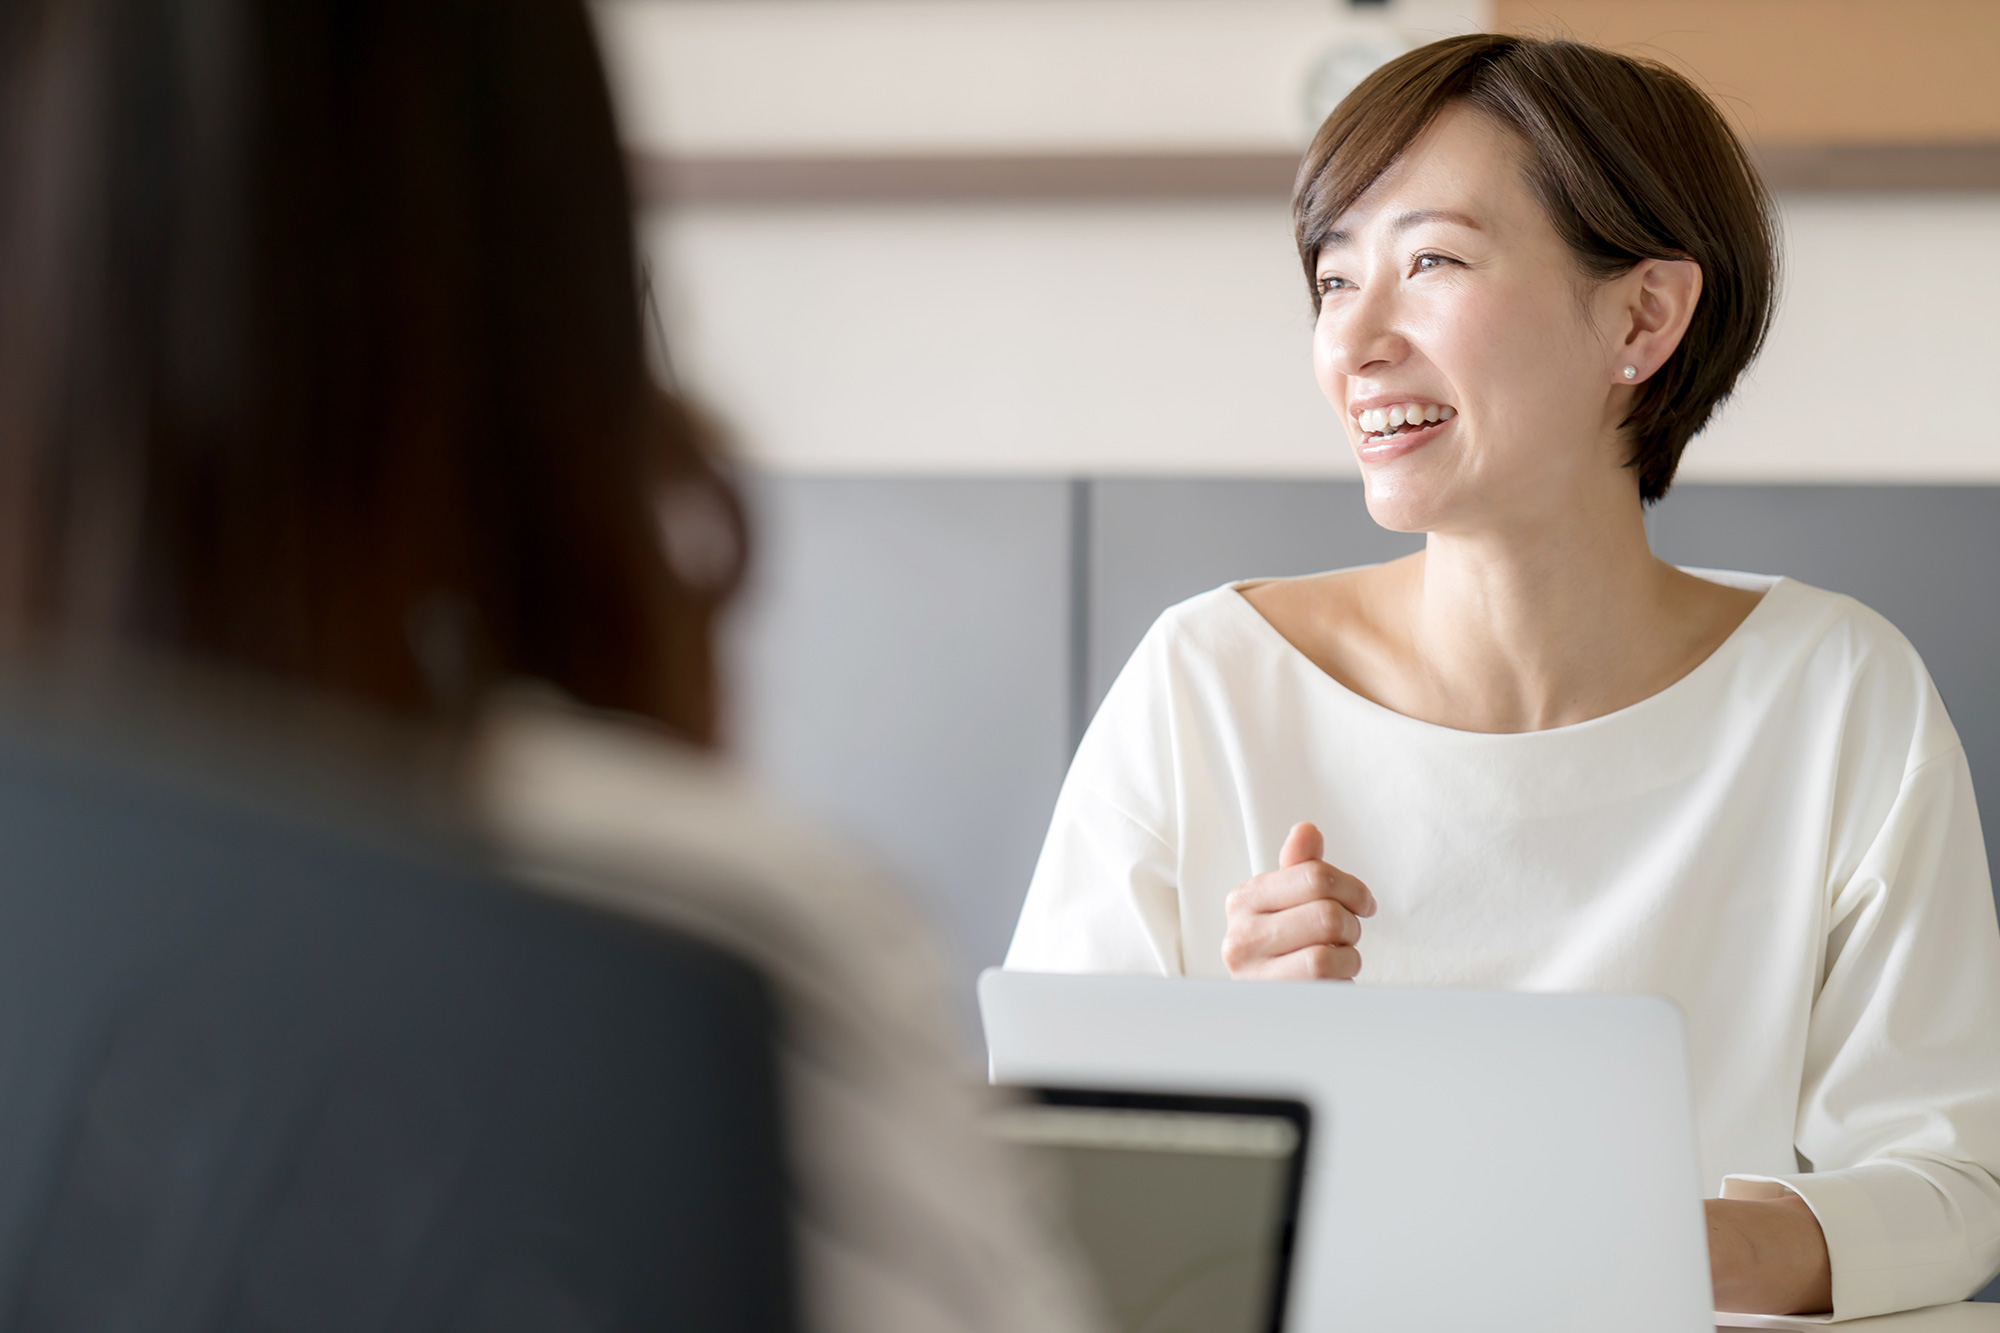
[1616,258,1702,383]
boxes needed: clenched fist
[1221,822,1377,980]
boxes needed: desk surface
[1718,1305,2000,1331]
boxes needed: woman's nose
[1317,287,1411,379]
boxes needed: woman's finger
[1229,860,1375,918]
[1278,821,1324,869]
[1270,943,1362,981]
[1257,896,1362,953]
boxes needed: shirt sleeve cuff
[1723,1166,1983,1322]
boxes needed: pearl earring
[1622,365,1638,380]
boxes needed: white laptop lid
[980,970,1713,1333]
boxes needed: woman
[0,1,1094,1330]
[1008,33,2000,1320]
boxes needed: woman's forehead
[1323,107,1533,246]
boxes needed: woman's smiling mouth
[1353,401,1456,461]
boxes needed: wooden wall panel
[1494,0,2000,144]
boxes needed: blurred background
[594,0,2000,1041]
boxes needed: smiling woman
[1296,33,1778,506]
[1007,33,2000,1324]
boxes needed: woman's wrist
[1706,1194,1832,1315]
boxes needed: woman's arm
[1006,622,1189,975]
[1742,741,2000,1319]
[1008,782,1184,974]
[1707,1195,1831,1315]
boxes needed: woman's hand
[1706,1194,1832,1315]
[1222,822,1377,979]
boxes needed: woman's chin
[1361,498,1434,534]
[1350,420,1463,533]
[1359,466,1452,534]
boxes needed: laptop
[991,1087,1310,1333]
[980,969,1715,1333]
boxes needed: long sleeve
[1007,781,1183,975]
[1724,744,2000,1319]
[1006,627,1185,976]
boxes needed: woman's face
[1312,105,1651,535]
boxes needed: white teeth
[1355,403,1453,435]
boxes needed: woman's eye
[1413,253,1458,274]
[1316,275,1353,295]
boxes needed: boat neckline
[1219,569,1785,742]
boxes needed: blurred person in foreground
[0,2,1094,1330]
[1010,32,2000,1320]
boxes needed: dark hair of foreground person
[0,0,745,740]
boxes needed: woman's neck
[1400,497,1668,731]
[1376,488,1758,733]
[1238,475,1764,734]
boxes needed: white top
[472,697,1098,1333]
[1007,572,2000,1321]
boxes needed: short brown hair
[0,0,745,742]
[1294,33,1777,502]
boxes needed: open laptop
[981,970,1715,1333]
[991,1087,1310,1333]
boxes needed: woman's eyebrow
[1322,208,1484,249]
[1391,208,1483,235]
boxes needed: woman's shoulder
[1713,571,1926,676]
[1104,585,1256,696]
[1098,565,1404,730]
[1705,571,1957,766]
[1096,586,1285,725]
[1145,581,1260,640]
[1134,564,1389,672]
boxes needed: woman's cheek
[1403,296,1482,376]
[1311,324,1345,408]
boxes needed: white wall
[1681,194,2000,483]
[650,192,2000,482]
[597,0,1487,155]
[647,200,1339,476]
[606,0,2000,483]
